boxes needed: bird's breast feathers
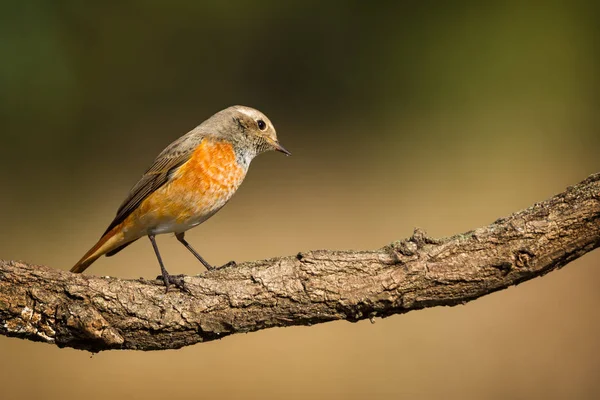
[121,140,248,236]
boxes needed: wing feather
[102,135,202,236]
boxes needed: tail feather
[105,238,138,257]
[71,229,126,273]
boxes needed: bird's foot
[156,273,190,294]
[217,260,237,269]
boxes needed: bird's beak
[272,141,291,156]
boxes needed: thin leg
[175,232,214,270]
[148,234,187,292]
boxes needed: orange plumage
[126,140,244,234]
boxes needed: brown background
[1,1,599,399]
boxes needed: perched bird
[71,105,290,290]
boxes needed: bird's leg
[175,232,215,270]
[148,234,187,293]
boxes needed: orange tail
[71,229,127,273]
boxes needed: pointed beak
[272,141,291,156]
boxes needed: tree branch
[1,173,599,352]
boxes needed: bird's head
[210,105,291,158]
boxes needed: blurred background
[1,1,599,399]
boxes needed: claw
[156,274,190,294]
[218,261,237,269]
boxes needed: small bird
[71,105,290,290]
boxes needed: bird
[70,105,290,291]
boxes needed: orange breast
[120,139,247,237]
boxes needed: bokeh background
[1,1,599,399]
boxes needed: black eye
[257,119,267,131]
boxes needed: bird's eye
[257,119,267,131]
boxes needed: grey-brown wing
[102,136,201,236]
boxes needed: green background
[1,1,599,399]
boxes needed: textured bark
[1,173,599,352]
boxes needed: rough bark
[1,173,599,352]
